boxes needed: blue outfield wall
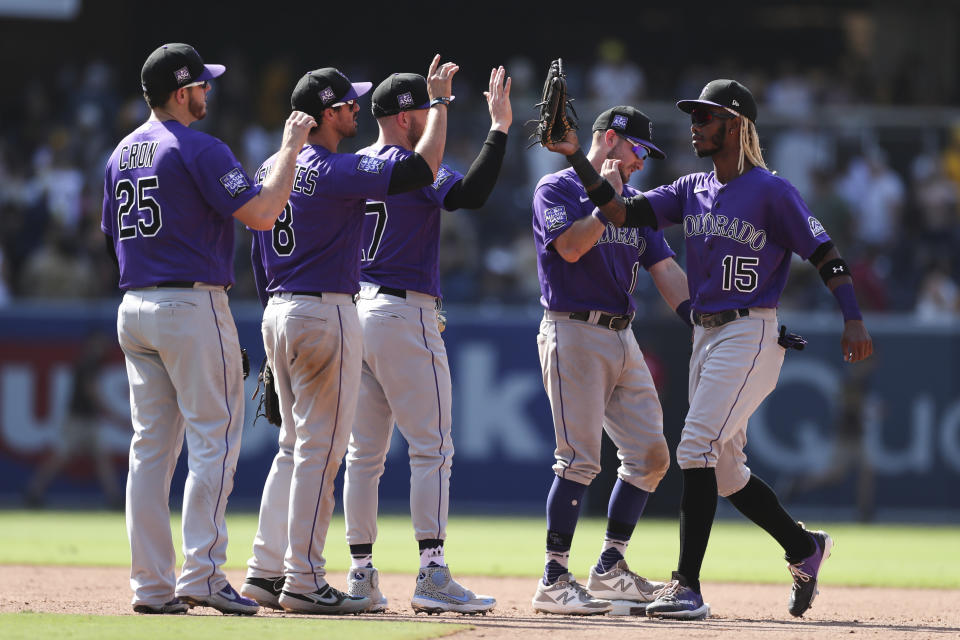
[0,302,958,518]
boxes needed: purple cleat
[180,582,260,615]
[645,572,710,620]
[787,526,834,617]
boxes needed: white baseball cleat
[240,576,284,610]
[586,559,666,604]
[411,565,496,615]
[347,566,388,613]
[179,583,260,615]
[532,572,612,615]
[278,584,370,615]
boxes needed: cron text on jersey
[118,141,159,171]
[683,212,767,251]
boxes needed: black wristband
[819,258,850,284]
[675,299,693,329]
[589,180,616,208]
[566,148,602,187]
[623,195,658,229]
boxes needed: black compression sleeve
[387,152,435,195]
[623,194,658,229]
[808,240,835,265]
[104,232,118,268]
[443,130,507,210]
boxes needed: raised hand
[601,158,623,194]
[484,66,512,133]
[282,110,317,149]
[426,54,459,101]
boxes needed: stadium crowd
[2,40,959,321]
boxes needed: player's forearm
[811,244,862,322]
[650,258,690,311]
[414,104,449,178]
[251,144,301,228]
[552,215,606,263]
[566,148,657,229]
[443,130,507,210]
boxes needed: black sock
[677,468,718,593]
[727,475,814,561]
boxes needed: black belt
[568,311,634,331]
[156,281,228,290]
[693,308,750,329]
[286,291,325,298]
[377,285,407,299]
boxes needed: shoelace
[560,578,594,601]
[652,579,681,599]
[789,563,812,583]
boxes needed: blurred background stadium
[1,0,958,523]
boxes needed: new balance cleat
[132,597,189,614]
[179,583,260,615]
[587,559,665,603]
[240,576,284,610]
[645,572,710,620]
[788,527,833,617]
[411,565,496,615]
[347,566,388,613]
[279,584,370,615]
[532,572,612,615]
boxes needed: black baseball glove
[252,356,282,427]
[529,58,578,148]
[778,325,808,351]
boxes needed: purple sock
[607,478,650,525]
[546,475,588,537]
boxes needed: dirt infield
[2,565,957,639]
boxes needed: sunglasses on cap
[331,98,357,108]
[690,107,737,126]
[182,80,209,89]
[618,134,649,160]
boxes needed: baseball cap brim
[196,64,226,83]
[676,99,728,114]
[624,136,666,160]
[341,81,373,102]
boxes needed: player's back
[356,144,462,298]
[102,121,239,289]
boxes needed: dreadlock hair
[736,115,768,175]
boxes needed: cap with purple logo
[141,43,225,94]
[291,68,372,120]
[592,106,666,159]
[371,73,430,118]
[677,79,758,122]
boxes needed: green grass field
[1,510,957,588]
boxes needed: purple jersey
[644,167,830,313]
[533,167,675,315]
[101,120,260,289]
[252,145,396,296]
[356,145,463,298]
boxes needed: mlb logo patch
[219,167,250,198]
[732,99,740,107]
[398,92,414,109]
[807,216,826,237]
[320,86,336,104]
[432,165,453,190]
[612,115,628,130]
[544,206,568,231]
[357,156,386,174]
[175,66,191,84]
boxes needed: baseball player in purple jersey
[531,107,692,616]
[546,80,873,620]
[101,43,314,616]
[239,56,458,615]
[341,66,511,615]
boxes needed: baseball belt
[692,308,750,329]
[568,311,634,331]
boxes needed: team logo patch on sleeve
[219,167,250,198]
[808,216,826,237]
[432,165,453,190]
[544,206,568,231]
[612,114,628,130]
[357,156,386,174]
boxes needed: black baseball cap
[677,79,758,123]
[291,68,372,120]
[371,73,430,118]
[592,106,666,159]
[141,43,224,94]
